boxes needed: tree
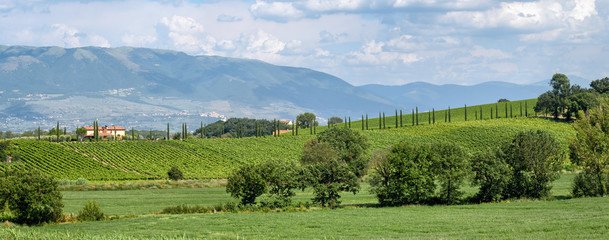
[258,160,299,207]
[590,77,609,94]
[300,140,358,208]
[297,112,317,128]
[432,143,469,204]
[471,150,512,202]
[167,166,184,181]
[369,143,435,206]
[501,130,563,199]
[570,98,609,197]
[327,116,343,126]
[0,141,19,163]
[0,169,63,225]
[316,127,369,178]
[226,164,267,205]
[75,127,87,141]
[534,73,594,120]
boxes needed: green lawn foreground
[5,174,609,239]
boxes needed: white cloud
[51,24,81,48]
[155,15,216,54]
[470,46,511,59]
[349,39,420,65]
[250,1,305,22]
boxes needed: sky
[0,0,608,86]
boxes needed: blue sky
[0,0,607,86]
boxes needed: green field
[4,174,609,239]
[1,100,575,180]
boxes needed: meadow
[4,174,609,239]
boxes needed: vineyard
[0,99,576,180]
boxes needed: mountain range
[0,45,590,131]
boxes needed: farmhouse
[84,125,126,140]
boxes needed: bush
[369,143,435,206]
[572,171,607,197]
[0,169,63,225]
[167,166,184,181]
[432,143,469,204]
[258,160,299,207]
[471,150,512,202]
[501,130,562,199]
[226,164,266,205]
[77,201,105,222]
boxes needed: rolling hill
[1,100,575,180]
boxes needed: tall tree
[296,112,317,129]
[464,105,468,121]
[590,77,609,94]
[415,107,419,125]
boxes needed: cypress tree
[519,102,523,117]
[365,114,369,130]
[379,112,382,129]
[296,121,299,136]
[444,110,447,122]
[395,110,398,128]
[525,101,529,117]
[400,110,403,127]
[464,104,468,121]
[495,103,499,119]
[131,127,134,140]
[200,121,204,138]
[291,120,295,136]
[475,110,478,120]
[63,127,67,135]
[382,112,386,129]
[310,119,313,135]
[432,108,435,124]
[510,103,513,118]
[348,117,351,128]
[428,111,431,124]
[412,109,415,126]
[415,107,419,125]
[37,126,41,140]
[167,123,170,140]
[362,115,365,130]
[505,103,508,118]
[480,106,483,120]
[447,107,451,122]
[56,121,60,142]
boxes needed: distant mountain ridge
[0,45,586,131]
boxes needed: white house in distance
[84,125,126,140]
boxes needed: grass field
[4,174,609,240]
[2,116,576,180]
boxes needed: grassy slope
[2,100,574,180]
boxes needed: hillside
[1,100,575,180]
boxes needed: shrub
[471,150,512,202]
[369,143,435,206]
[432,143,469,204]
[572,171,607,197]
[77,201,105,222]
[0,169,63,225]
[167,166,184,181]
[226,164,266,205]
[501,130,562,199]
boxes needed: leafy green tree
[316,127,369,178]
[570,98,609,197]
[0,169,63,225]
[590,77,609,94]
[75,127,87,141]
[300,139,359,208]
[501,130,563,199]
[432,143,469,204]
[297,112,317,129]
[0,141,19,163]
[226,164,266,205]
[327,116,343,126]
[258,160,299,206]
[369,143,435,206]
[471,150,512,202]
